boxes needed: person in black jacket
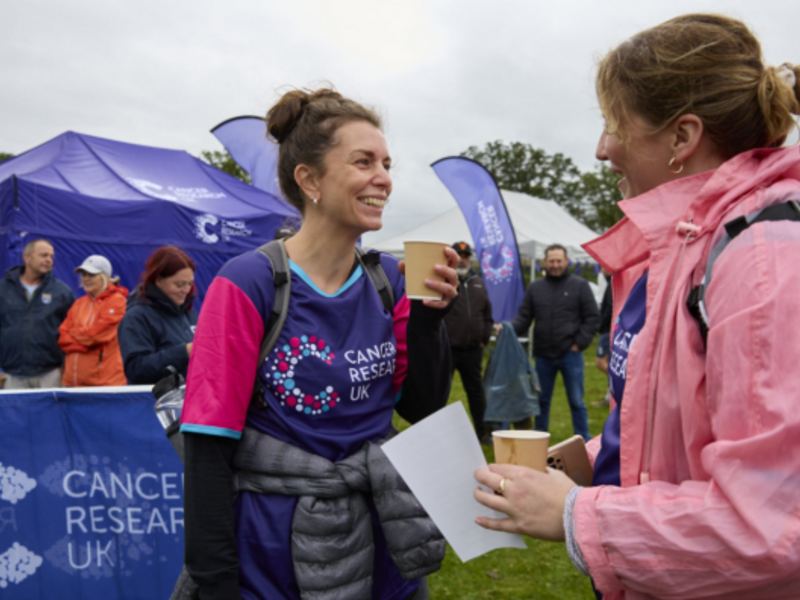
[444,241,493,442]
[118,246,198,385]
[512,244,599,440]
[0,239,75,388]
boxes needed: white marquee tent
[368,190,600,262]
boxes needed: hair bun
[266,89,311,144]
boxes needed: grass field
[393,339,608,599]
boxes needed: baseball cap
[452,241,472,255]
[75,255,112,277]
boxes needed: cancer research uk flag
[432,157,525,322]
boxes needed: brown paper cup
[403,241,448,301]
[492,430,551,472]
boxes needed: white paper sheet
[382,402,527,562]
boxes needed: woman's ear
[671,114,704,163]
[294,164,319,202]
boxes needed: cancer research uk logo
[0,462,43,589]
[481,245,516,284]
[125,177,226,203]
[268,336,339,415]
[0,453,184,592]
[265,335,399,413]
[193,213,253,245]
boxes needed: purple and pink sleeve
[391,294,410,397]
[180,276,264,439]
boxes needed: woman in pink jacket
[474,14,800,600]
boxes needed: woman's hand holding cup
[399,245,459,309]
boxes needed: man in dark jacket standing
[444,242,493,442]
[512,244,599,440]
[0,239,75,388]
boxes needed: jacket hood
[92,282,130,301]
[5,264,54,285]
[128,283,193,315]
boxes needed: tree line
[461,141,623,232]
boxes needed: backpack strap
[355,247,395,313]
[687,199,800,347]
[251,239,291,409]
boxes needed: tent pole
[12,175,18,211]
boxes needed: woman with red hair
[118,246,198,384]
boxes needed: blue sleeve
[118,307,189,384]
[512,283,536,337]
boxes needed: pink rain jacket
[576,146,800,600]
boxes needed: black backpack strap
[251,239,291,408]
[355,247,395,313]
[688,199,800,348]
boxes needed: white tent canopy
[368,190,599,262]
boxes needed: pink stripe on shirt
[392,294,410,396]
[181,276,264,436]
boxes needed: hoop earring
[669,157,684,175]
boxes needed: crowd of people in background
[0,240,199,390]
[0,235,600,428]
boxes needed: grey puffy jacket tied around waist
[172,427,445,600]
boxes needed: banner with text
[0,387,183,599]
[431,157,525,322]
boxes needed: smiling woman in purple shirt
[178,87,459,600]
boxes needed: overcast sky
[4,0,799,243]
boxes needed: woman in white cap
[58,254,129,387]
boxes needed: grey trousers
[5,368,62,389]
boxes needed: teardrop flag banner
[211,116,283,199]
[431,157,525,322]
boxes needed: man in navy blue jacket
[0,239,75,388]
[512,244,599,440]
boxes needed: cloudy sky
[4,0,798,243]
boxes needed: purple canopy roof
[0,131,297,219]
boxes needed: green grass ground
[393,338,608,599]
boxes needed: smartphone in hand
[547,435,593,486]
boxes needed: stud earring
[312,197,319,206]
[668,157,684,175]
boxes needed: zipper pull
[676,219,701,239]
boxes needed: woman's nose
[596,131,609,162]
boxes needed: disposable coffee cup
[403,241,448,301]
[492,430,551,472]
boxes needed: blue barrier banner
[431,157,525,322]
[0,387,183,599]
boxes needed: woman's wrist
[409,298,452,326]
[563,486,589,576]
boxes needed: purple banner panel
[432,157,524,322]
